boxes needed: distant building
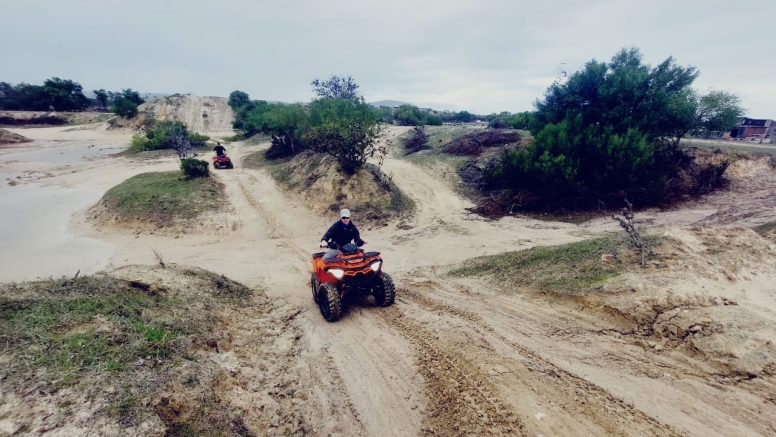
[729,117,776,142]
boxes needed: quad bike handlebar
[320,241,366,249]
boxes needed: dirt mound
[586,226,776,378]
[88,172,237,236]
[0,128,32,145]
[0,265,318,437]
[261,150,414,222]
[109,95,234,133]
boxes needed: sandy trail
[2,125,776,436]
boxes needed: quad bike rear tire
[373,272,396,307]
[318,282,342,322]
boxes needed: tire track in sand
[398,285,686,437]
[375,307,525,437]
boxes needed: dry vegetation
[441,129,521,156]
[0,266,266,436]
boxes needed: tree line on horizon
[0,78,146,118]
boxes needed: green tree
[112,99,138,118]
[533,48,699,142]
[93,89,109,110]
[259,104,310,158]
[303,97,383,174]
[454,111,475,123]
[425,114,443,126]
[228,90,251,109]
[119,89,144,105]
[0,82,21,110]
[311,75,360,99]
[41,77,90,111]
[110,89,145,118]
[485,47,737,208]
[394,105,424,126]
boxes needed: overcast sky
[2,0,774,115]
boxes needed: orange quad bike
[310,242,395,322]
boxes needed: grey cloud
[1,0,774,115]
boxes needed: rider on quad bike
[311,209,395,322]
[212,142,233,169]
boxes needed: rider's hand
[320,240,328,248]
[361,241,367,246]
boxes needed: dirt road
[1,125,775,436]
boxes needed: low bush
[442,130,520,156]
[188,132,210,148]
[404,126,431,155]
[181,158,210,178]
[128,121,209,153]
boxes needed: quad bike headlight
[370,261,382,272]
[328,269,345,279]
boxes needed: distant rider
[213,142,226,156]
[320,209,366,261]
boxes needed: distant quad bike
[311,242,395,322]
[212,154,233,169]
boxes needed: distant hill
[369,100,412,108]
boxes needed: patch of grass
[450,233,659,295]
[106,386,141,426]
[244,134,270,146]
[242,151,296,184]
[100,171,224,223]
[242,150,268,169]
[1,270,260,435]
[754,221,776,237]
[0,275,189,386]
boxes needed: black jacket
[213,145,226,156]
[321,221,363,248]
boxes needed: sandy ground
[1,124,776,436]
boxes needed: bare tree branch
[611,199,649,266]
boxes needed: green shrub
[180,158,210,178]
[127,121,206,153]
[188,132,210,148]
[112,98,139,118]
[129,135,149,152]
[483,115,658,208]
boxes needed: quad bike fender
[312,258,340,285]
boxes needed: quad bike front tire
[318,282,342,322]
[227,162,234,169]
[310,272,319,303]
[373,272,396,307]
